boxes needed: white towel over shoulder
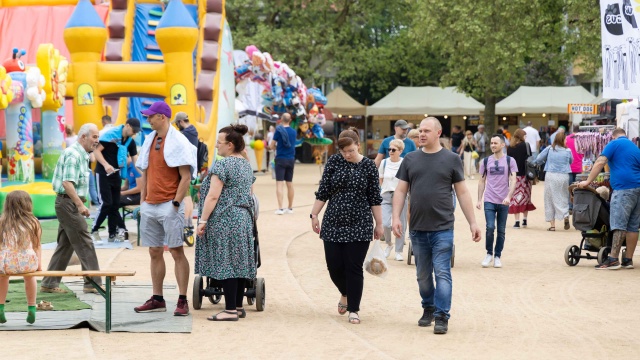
[136,125,198,179]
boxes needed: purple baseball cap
[141,101,172,118]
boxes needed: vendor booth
[325,88,367,156]
[495,86,596,131]
[366,86,484,156]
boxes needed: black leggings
[323,241,370,313]
[222,278,246,311]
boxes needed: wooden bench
[0,270,135,333]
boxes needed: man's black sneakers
[418,308,435,327]
[434,316,448,334]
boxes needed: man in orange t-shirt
[133,101,195,317]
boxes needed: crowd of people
[1,111,639,336]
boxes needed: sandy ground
[2,163,639,360]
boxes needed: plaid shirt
[52,141,90,198]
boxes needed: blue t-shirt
[378,136,417,159]
[273,126,297,159]
[126,163,141,189]
[601,136,640,190]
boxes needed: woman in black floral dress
[196,124,255,322]
[310,128,383,325]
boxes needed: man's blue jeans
[484,202,509,258]
[409,229,453,320]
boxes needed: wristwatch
[172,200,180,207]
[310,214,317,219]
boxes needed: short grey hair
[478,125,485,129]
[78,123,98,139]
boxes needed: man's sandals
[547,227,555,231]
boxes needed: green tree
[411,0,571,133]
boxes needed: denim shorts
[610,187,640,232]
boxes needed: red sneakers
[134,297,167,313]
[174,299,189,316]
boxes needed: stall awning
[366,86,484,116]
[325,88,366,116]
[495,86,596,114]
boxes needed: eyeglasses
[389,148,398,153]
[155,136,163,151]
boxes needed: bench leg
[85,276,112,333]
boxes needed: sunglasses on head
[389,148,398,153]
[155,136,163,151]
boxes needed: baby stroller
[192,194,265,311]
[564,187,626,266]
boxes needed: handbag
[471,150,479,159]
[524,143,537,181]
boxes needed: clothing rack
[578,125,617,132]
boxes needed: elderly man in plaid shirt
[41,124,104,294]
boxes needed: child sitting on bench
[0,190,43,324]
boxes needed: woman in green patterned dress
[196,124,256,321]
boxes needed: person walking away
[565,131,583,213]
[41,124,103,294]
[379,139,407,261]
[173,112,199,237]
[91,118,140,243]
[134,101,197,316]
[195,125,256,321]
[477,135,517,268]
[522,121,541,158]
[533,132,573,231]
[473,125,488,169]
[578,128,640,269]
[0,191,43,324]
[310,128,383,325]
[266,125,275,171]
[458,130,477,180]
[393,118,481,334]
[374,119,416,168]
[270,113,297,215]
[449,125,464,154]
[507,129,537,228]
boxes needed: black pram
[564,187,626,266]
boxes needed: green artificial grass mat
[40,219,93,245]
[4,280,91,312]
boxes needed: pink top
[566,134,583,173]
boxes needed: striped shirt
[52,141,90,198]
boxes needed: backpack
[483,155,512,184]
[196,140,209,172]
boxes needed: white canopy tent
[325,88,366,116]
[366,86,484,116]
[495,86,596,114]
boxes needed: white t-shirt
[523,126,541,152]
[65,135,78,148]
[99,123,114,136]
[378,158,403,194]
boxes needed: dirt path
[3,163,639,359]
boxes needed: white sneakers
[394,252,404,261]
[275,208,293,215]
[91,231,103,245]
[384,245,393,259]
[481,254,503,268]
[481,254,493,268]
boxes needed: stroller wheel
[564,245,581,266]
[256,278,265,311]
[192,275,203,310]
[407,242,413,265]
[597,247,610,265]
[208,288,222,304]
[247,297,255,306]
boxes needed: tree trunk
[483,92,497,136]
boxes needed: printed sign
[568,104,599,114]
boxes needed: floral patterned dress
[195,157,256,280]
[315,154,382,243]
[0,228,38,275]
